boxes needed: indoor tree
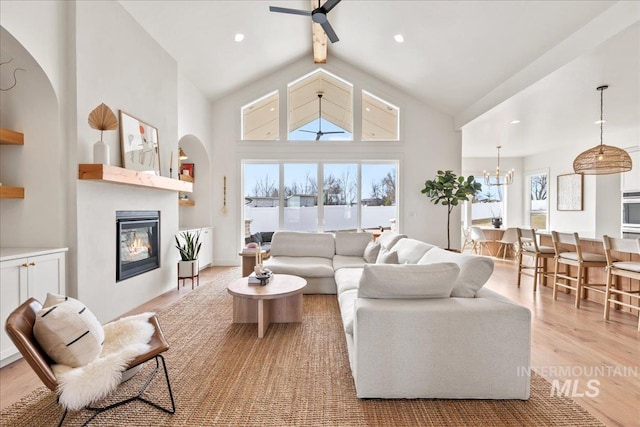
[421,170,482,250]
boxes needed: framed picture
[557,173,583,211]
[181,163,194,178]
[119,111,160,175]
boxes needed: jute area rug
[2,268,603,426]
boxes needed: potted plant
[175,230,202,277]
[422,170,482,250]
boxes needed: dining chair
[461,226,474,252]
[4,298,176,426]
[602,235,640,330]
[470,226,493,256]
[495,227,518,260]
[516,228,556,292]
[551,231,607,308]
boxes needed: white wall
[211,56,460,264]
[0,28,64,248]
[73,1,179,322]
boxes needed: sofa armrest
[352,297,531,399]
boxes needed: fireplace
[116,211,160,282]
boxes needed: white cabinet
[177,227,212,270]
[622,149,640,192]
[0,248,67,366]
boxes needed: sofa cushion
[363,241,381,263]
[333,255,367,271]
[391,238,436,264]
[358,263,459,299]
[33,293,105,368]
[376,231,407,250]
[376,248,399,264]
[335,267,364,294]
[338,289,358,335]
[269,231,335,258]
[335,232,372,256]
[418,247,494,297]
[263,256,334,277]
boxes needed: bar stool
[516,228,555,292]
[496,227,518,260]
[470,226,493,256]
[602,235,640,331]
[551,231,607,308]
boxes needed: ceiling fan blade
[320,20,339,43]
[269,6,311,16]
[299,130,316,134]
[322,0,342,13]
[316,133,321,141]
[320,131,345,135]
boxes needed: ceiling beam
[312,0,328,63]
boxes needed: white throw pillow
[33,293,105,368]
[358,263,459,299]
[375,247,399,264]
[418,247,494,297]
[363,241,382,263]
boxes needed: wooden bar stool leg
[604,272,613,320]
[553,258,560,301]
[575,265,584,309]
[532,255,539,293]
[516,251,523,288]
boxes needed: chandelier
[573,85,632,175]
[484,145,514,186]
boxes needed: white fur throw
[53,312,155,411]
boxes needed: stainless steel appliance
[622,191,640,229]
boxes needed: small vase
[93,140,110,165]
[492,218,503,228]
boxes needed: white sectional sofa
[263,231,531,400]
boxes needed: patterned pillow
[33,293,104,367]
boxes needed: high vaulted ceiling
[119,1,639,157]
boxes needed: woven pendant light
[573,85,632,175]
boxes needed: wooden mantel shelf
[78,164,193,193]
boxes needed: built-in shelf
[0,186,25,199]
[179,199,195,206]
[179,174,194,183]
[78,164,193,193]
[0,128,24,145]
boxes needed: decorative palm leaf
[88,103,118,140]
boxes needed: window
[242,161,398,236]
[243,163,279,233]
[362,91,399,141]
[288,69,353,141]
[527,171,549,230]
[241,91,279,141]
[323,163,358,231]
[284,163,318,231]
[471,177,504,227]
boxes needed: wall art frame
[119,110,160,175]
[557,173,583,211]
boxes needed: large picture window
[242,161,398,236]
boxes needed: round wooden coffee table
[227,274,307,338]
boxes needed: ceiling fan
[299,93,345,141]
[269,0,342,43]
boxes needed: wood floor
[1,264,638,426]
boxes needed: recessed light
[393,34,404,43]
[234,33,245,42]
[365,107,370,112]
[510,120,520,124]
[270,107,275,112]
[594,120,606,124]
